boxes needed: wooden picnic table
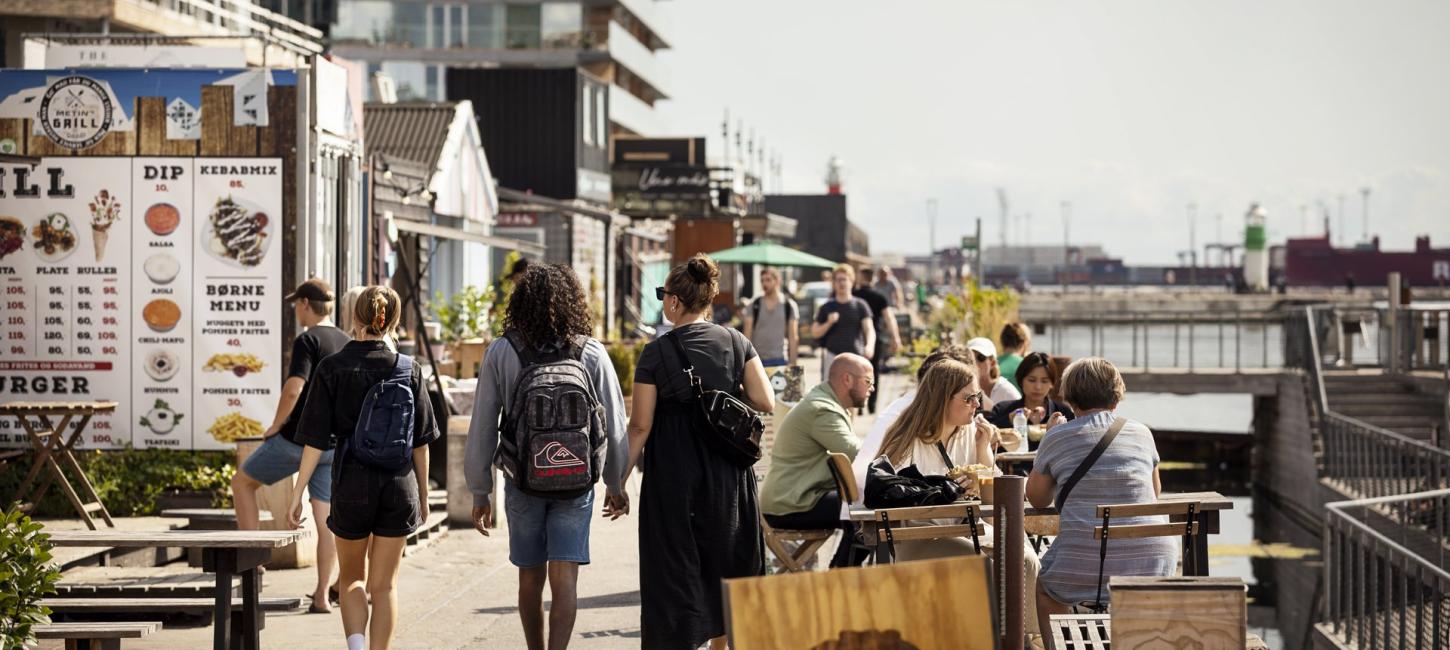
[47,529,308,650]
[996,451,1036,473]
[2,401,118,529]
[848,491,1233,574]
[1050,614,1268,649]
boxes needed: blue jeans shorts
[503,481,594,567]
[239,435,335,502]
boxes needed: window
[541,2,582,48]
[449,5,464,47]
[382,61,429,100]
[395,2,427,48]
[430,5,445,47]
[468,3,502,48]
[595,83,607,145]
[505,4,541,49]
[581,85,593,146]
[425,65,439,100]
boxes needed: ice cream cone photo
[92,226,109,262]
[88,188,121,262]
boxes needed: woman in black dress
[623,254,774,649]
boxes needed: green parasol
[706,241,837,269]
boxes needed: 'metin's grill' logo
[39,76,114,150]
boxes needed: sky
[651,0,1450,265]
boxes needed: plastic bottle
[1012,408,1029,450]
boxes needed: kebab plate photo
[204,196,271,267]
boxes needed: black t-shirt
[277,325,352,444]
[853,286,889,323]
[813,297,873,355]
[294,340,440,467]
[635,321,757,403]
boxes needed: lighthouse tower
[825,155,844,195]
[1243,203,1269,291]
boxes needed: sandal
[308,596,331,614]
[328,585,340,604]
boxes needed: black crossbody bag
[665,329,765,468]
[1054,417,1127,512]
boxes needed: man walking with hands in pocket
[465,264,630,650]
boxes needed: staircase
[1322,372,1446,444]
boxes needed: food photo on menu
[88,189,121,263]
[139,398,184,437]
[142,298,182,333]
[205,196,270,267]
[0,215,23,260]
[143,252,181,284]
[31,213,77,262]
[145,202,180,237]
[202,353,266,377]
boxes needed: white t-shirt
[844,388,915,519]
[990,376,1021,405]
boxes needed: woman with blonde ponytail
[288,285,441,650]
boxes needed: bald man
[758,353,873,567]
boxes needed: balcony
[613,0,670,50]
[609,83,661,135]
[2,0,323,65]
[607,20,667,101]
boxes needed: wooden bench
[44,596,301,614]
[161,509,273,530]
[160,510,274,567]
[1049,614,1269,650]
[33,621,161,650]
[57,566,241,599]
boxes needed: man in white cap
[967,336,1020,410]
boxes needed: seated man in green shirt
[759,353,874,567]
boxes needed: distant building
[330,0,669,135]
[982,244,1105,286]
[1285,234,1450,287]
[765,194,870,268]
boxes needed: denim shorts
[503,481,594,567]
[239,435,335,502]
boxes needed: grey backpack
[494,332,606,499]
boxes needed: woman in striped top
[1027,358,1175,644]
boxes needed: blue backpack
[348,354,416,470]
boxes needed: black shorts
[327,459,422,541]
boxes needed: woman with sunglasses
[624,254,774,650]
[870,358,1042,638]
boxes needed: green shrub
[429,284,492,344]
[605,339,648,396]
[0,508,61,648]
[0,447,235,518]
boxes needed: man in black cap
[229,277,351,613]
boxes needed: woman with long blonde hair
[868,358,1042,639]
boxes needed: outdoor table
[848,491,1233,575]
[996,451,1036,474]
[1049,614,1268,650]
[47,529,309,650]
[2,401,118,529]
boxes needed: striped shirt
[1032,411,1176,604]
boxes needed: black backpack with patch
[494,332,606,499]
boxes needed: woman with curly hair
[623,254,774,649]
[463,263,629,650]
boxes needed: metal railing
[1323,489,1450,649]
[1294,304,1450,648]
[1042,311,1285,370]
[1387,307,1450,373]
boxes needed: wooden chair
[825,452,859,507]
[1081,500,1203,613]
[760,514,834,573]
[870,502,987,562]
[724,555,997,649]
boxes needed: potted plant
[0,508,61,648]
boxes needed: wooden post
[235,438,315,569]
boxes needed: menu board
[0,157,282,450]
